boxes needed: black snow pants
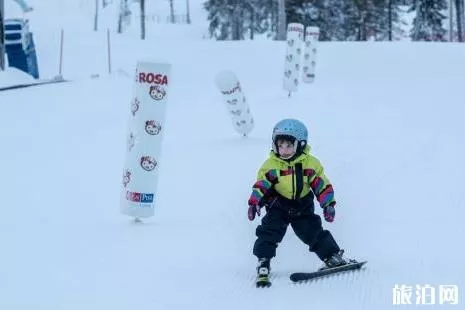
[252,193,340,262]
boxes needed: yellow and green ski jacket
[248,145,336,209]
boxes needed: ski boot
[321,250,348,270]
[255,258,272,288]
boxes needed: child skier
[248,118,348,287]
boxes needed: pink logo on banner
[126,191,141,202]
[140,156,157,171]
[122,170,131,187]
[127,132,136,151]
[145,120,162,135]
[131,97,140,116]
[221,82,241,95]
[149,85,166,101]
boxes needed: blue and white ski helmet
[272,119,308,155]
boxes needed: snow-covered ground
[1,1,464,309]
[0,66,35,88]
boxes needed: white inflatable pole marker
[283,23,304,96]
[120,61,171,222]
[302,26,320,83]
[215,70,254,137]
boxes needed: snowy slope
[1,1,465,310]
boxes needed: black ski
[290,260,367,282]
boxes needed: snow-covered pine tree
[284,0,405,41]
[169,0,175,23]
[204,0,409,41]
[366,0,405,40]
[319,0,347,40]
[385,0,406,40]
[202,0,297,40]
[343,0,405,41]
[409,0,447,41]
[276,0,286,40]
[243,0,275,39]
[204,0,233,40]
[204,0,272,40]
[285,0,347,41]
[351,0,382,40]
[455,0,464,41]
[140,0,145,39]
[340,1,361,40]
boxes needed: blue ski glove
[323,205,335,222]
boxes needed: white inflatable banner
[215,70,254,136]
[120,61,171,220]
[283,23,304,94]
[302,26,320,83]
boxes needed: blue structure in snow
[4,18,39,79]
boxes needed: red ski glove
[323,205,336,222]
[248,204,261,221]
[247,195,262,221]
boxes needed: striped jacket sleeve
[248,166,279,207]
[308,160,336,209]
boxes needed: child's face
[277,139,296,159]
